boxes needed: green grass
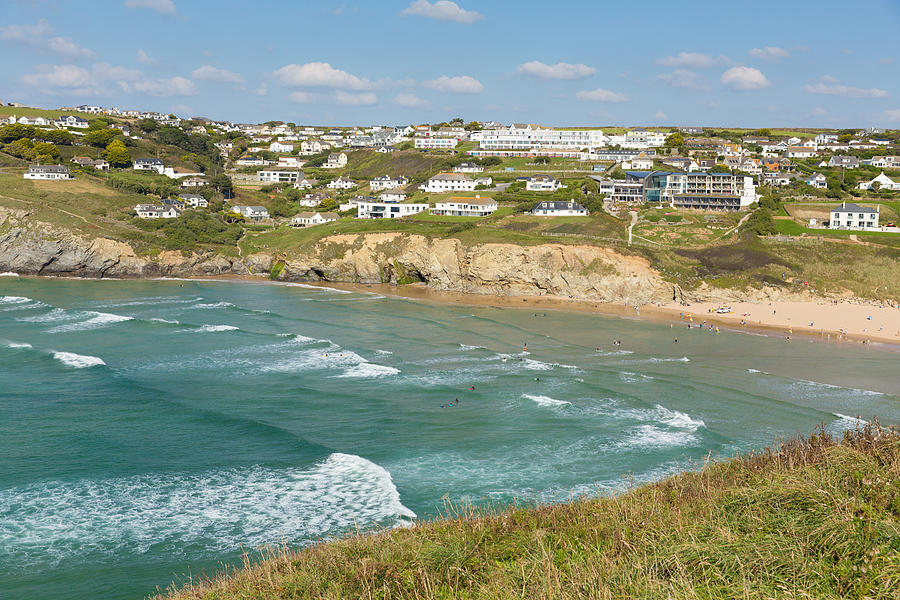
[0,105,100,119]
[157,423,900,600]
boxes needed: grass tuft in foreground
[158,422,900,599]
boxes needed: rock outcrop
[0,210,676,303]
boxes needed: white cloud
[93,62,142,81]
[401,1,483,23]
[721,66,770,91]
[128,76,197,97]
[575,87,628,102]
[136,49,156,65]
[803,82,888,98]
[0,19,53,41]
[124,0,177,16]
[658,69,708,91]
[191,65,244,84]
[394,92,430,108]
[289,91,316,103]
[812,107,827,116]
[335,91,377,105]
[516,60,595,80]
[749,46,789,60]
[273,62,373,90]
[884,109,900,122]
[655,111,667,120]
[657,52,718,68]
[422,74,483,93]
[255,83,268,96]
[21,64,94,89]
[818,74,839,83]
[1,20,93,59]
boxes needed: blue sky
[2,0,899,127]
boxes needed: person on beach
[523,343,528,352]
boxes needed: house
[357,201,429,219]
[338,195,374,211]
[761,172,796,186]
[785,146,817,158]
[71,156,109,171]
[431,196,497,217]
[829,202,879,230]
[163,167,204,179]
[523,174,565,192]
[23,165,73,180]
[802,173,828,189]
[864,156,900,169]
[300,140,330,155]
[630,153,654,170]
[379,188,408,202]
[76,104,102,114]
[680,126,704,134]
[737,158,762,175]
[269,141,295,153]
[741,136,770,146]
[292,176,318,190]
[55,115,89,129]
[214,141,233,155]
[17,116,52,126]
[828,156,860,169]
[235,156,269,167]
[787,137,802,146]
[277,156,304,169]
[376,146,396,153]
[857,172,900,191]
[695,159,716,171]
[369,175,408,191]
[230,205,270,221]
[178,193,208,207]
[530,200,588,216]
[134,203,178,218]
[661,157,699,172]
[815,133,838,146]
[327,176,357,190]
[133,158,165,173]
[639,171,758,210]
[760,157,792,172]
[419,173,477,193]
[323,152,348,169]
[180,177,207,188]
[414,137,458,150]
[258,170,302,183]
[591,175,645,203]
[435,126,466,138]
[291,211,339,227]
[454,162,484,174]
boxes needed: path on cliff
[717,212,752,240]
[627,210,638,245]
[0,191,118,235]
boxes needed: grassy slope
[158,424,900,600]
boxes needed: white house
[258,170,302,183]
[76,104,102,114]
[55,115,89,129]
[431,196,497,217]
[231,205,270,221]
[270,141,295,153]
[291,211,339,227]
[133,158,165,173]
[857,172,900,191]
[414,137,458,150]
[829,202,879,230]
[419,173,476,193]
[163,167,204,179]
[23,165,73,180]
[292,177,318,190]
[531,200,588,216]
[71,156,109,171]
[134,203,178,218]
[379,188,408,202]
[327,176,357,190]
[524,174,565,192]
[864,156,900,169]
[180,177,207,188]
[323,152,348,169]
[369,175,408,191]
[357,201,428,219]
[453,162,484,174]
[178,193,208,208]
[235,156,269,167]
[630,153,654,170]
[478,123,605,151]
[785,146,817,159]
[277,156,305,169]
[803,173,828,189]
[815,133,838,146]
[18,116,52,126]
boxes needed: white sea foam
[285,283,353,294]
[0,295,30,304]
[619,371,654,383]
[649,356,691,363]
[194,324,239,332]
[832,412,868,425]
[46,311,132,334]
[595,349,634,356]
[747,368,761,373]
[629,425,697,448]
[52,351,105,368]
[0,272,19,276]
[459,344,485,351]
[523,394,570,407]
[375,349,393,355]
[0,453,415,567]
[192,301,235,309]
[17,308,76,323]
[4,341,32,349]
[652,405,705,432]
[797,379,884,396]
[149,318,179,324]
[338,363,401,378]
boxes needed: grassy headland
[158,423,900,599]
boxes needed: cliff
[0,209,680,304]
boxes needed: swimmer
[469,385,475,390]
[533,377,540,382]
[674,338,678,343]
[523,343,528,352]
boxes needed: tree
[40,129,75,145]
[32,141,60,160]
[4,138,35,160]
[741,208,777,236]
[664,132,684,149]
[138,118,159,133]
[83,128,118,147]
[105,139,131,167]
[0,123,37,143]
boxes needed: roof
[532,200,586,211]
[27,164,69,172]
[832,203,876,214]
[445,196,495,205]
[430,173,473,181]
[318,212,339,219]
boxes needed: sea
[1,275,898,600]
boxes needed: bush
[741,208,777,236]
[158,211,243,249]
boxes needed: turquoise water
[1,276,898,600]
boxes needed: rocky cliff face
[0,209,679,303]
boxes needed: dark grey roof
[831,203,876,214]
[532,201,586,211]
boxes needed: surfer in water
[523,342,528,352]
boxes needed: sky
[2,0,899,128]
